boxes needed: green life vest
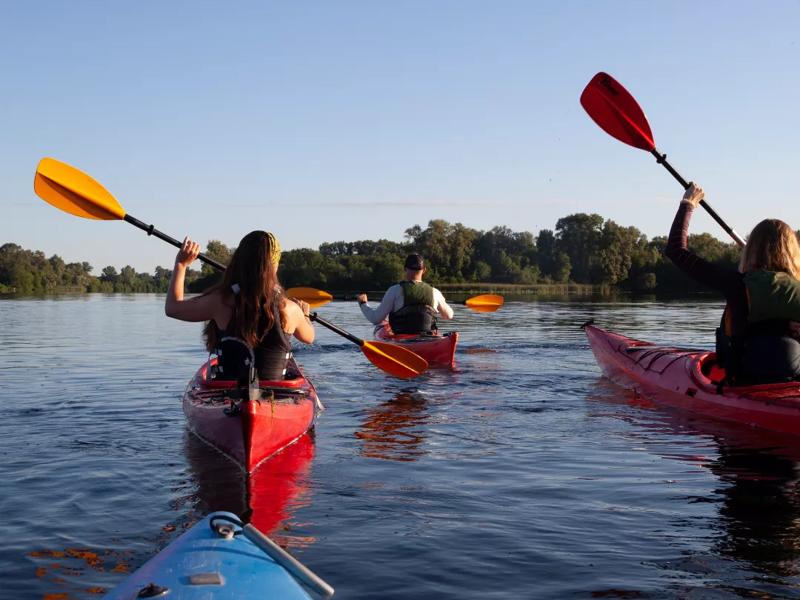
[715,270,800,385]
[398,281,434,307]
[744,270,800,323]
[388,281,437,334]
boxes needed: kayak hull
[182,358,318,473]
[374,322,459,368]
[102,511,312,599]
[585,324,800,436]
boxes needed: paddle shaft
[123,213,227,270]
[310,313,364,346]
[649,149,745,247]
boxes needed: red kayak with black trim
[182,357,319,474]
[374,322,459,368]
[585,324,800,436]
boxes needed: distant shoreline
[1,284,723,302]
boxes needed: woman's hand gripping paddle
[33,158,429,379]
[580,72,745,247]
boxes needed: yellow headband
[267,232,282,266]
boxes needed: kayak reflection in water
[665,184,800,384]
[355,390,430,462]
[356,253,454,335]
[164,231,315,381]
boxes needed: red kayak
[182,357,319,474]
[374,322,459,368]
[585,324,800,436]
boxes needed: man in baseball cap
[356,253,454,334]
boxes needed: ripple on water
[1,296,800,598]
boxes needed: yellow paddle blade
[361,341,428,379]
[464,294,504,312]
[34,158,126,220]
[285,287,333,308]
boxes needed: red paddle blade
[580,72,655,152]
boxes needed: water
[1,295,799,599]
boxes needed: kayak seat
[699,356,727,384]
[201,358,304,390]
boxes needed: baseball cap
[404,253,425,270]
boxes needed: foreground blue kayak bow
[103,512,333,599]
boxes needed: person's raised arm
[357,286,400,324]
[165,237,221,322]
[664,184,739,293]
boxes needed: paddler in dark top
[357,253,454,334]
[665,183,800,384]
[164,230,315,381]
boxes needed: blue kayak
[103,512,333,599]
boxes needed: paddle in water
[580,72,745,247]
[33,157,428,379]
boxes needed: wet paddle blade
[34,158,126,220]
[580,72,655,152]
[285,287,333,308]
[361,341,428,379]
[465,294,504,312]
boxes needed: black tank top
[216,300,292,381]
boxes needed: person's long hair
[739,219,800,279]
[203,231,285,351]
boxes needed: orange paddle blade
[361,341,428,379]
[285,287,333,308]
[34,158,126,220]
[464,294,504,312]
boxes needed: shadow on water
[355,389,430,462]
[587,379,800,591]
[183,430,317,545]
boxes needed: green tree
[202,240,233,275]
[555,213,604,282]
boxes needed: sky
[2,1,800,273]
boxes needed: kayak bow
[103,511,333,599]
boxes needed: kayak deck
[102,512,322,599]
[585,324,800,435]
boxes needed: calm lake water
[1,295,799,599]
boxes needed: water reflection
[587,380,800,580]
[183,430,316,543]
[355,389,429,462]
[710,440,800,576]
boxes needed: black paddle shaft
[123,214,227,270]
[310,313,364,346]
[650,149,745,247]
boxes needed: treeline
[0,214,743,295]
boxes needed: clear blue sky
[3,1,799,272]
